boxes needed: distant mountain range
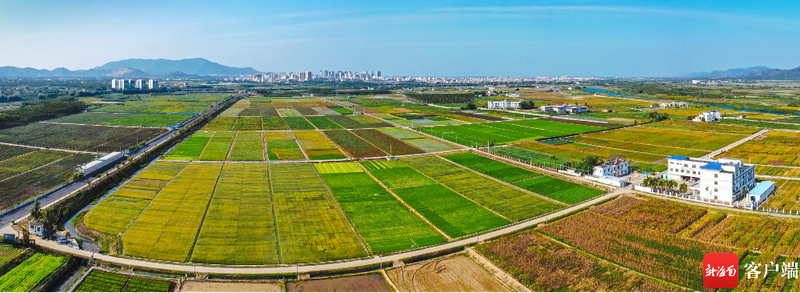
[680,65,800,80]
[0,58,259,78]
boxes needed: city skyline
[1,0,798,77]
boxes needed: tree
[519,100,536,110]
[30,200,42,221]
[680,183,689,195]
[466,102,478,110]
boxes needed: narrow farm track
[0,141,105,155]
[701,128,770,159]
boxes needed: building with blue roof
[666,156,756,206]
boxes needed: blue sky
[0,0,798,77]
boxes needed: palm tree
[680,183,688,195]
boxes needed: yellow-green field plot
[270,163,368,263]
[265,132,306,160]
[228,132,265,161]
[294,130,347,160]
[721,130,800,166]
[191,164,279,264]
[315,162,446,253]
[198,131,234,161]
[84,162,188,236]
[122,163,222,262]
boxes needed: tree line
[0,98,87,129]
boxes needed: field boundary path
[700,128,769,160]
[0,141,105,155]
[3,191,619,274]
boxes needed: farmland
[402,156,565,220]
[442,152,605,204]
[351,129,423,156]
[93,94,227,114]
[386,254,515,292]
[324,130,386,158]
[122,163,223,262]
[587,124,747,151]
[476,230,680,291]
[52,112,193,127]
[0,245,24,268]
[270,163,367,263]
[287,273,392,292]
[305,116,344,129]
[378,128,456,152]
[265,131,305,160]
[0,152,96,211]
[763,179,800,211]
[197,131,234,161]
[540,210,734,290]
[283,116,316,130]
[191,164,278,264]
[73,269,174,292]
[228,132,264,161]
[0,122,164,152]
[418,118,608,146]
[720,130,800,166]
[0,253,66,292]
[164,131,213,161]
[84,162,188,236]
[316,162,445,253]
[361,160,509,238]
[294,130,346,160]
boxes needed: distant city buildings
[111,79,158,90]
[249,70,382,83]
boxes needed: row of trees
[642,177,689,195]
[405,92,480,104]
[518,100,536,110]
[648,111,669,122]
[0,98,87,129]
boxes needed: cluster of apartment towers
[110,79,158,90]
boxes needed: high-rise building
[147,79,158,90]
[135,79,144,89]
[376,71,381,77]
[111,79,119,89]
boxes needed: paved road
[13,191,621,274]
[701,129,769,159]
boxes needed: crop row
[378,128,456,152]
[0,253,66,292]
[0,153,96,211]
[0,122,164,152]
[590,126,746,151]
[721,130,800,166]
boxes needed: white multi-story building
[111,79,130,90]
[593,158,629,177]
[147,79,158,90]
[135,79,144,89]
[540,105,566,113]
[506,92,520,98]
[666,156,756,205]
[693,110,721,122]
[487,100,521,110]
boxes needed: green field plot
[0,144,35,162]
[270,163,367,263]
[50,112,131,125]
[572,136,709,158]
[324,130,386,158]
[0,153,95,211]
[198,131,234,161]
[590,125,746,151]
[295,107,319,115]
[284,116,316,130]
[515,176,605,204]
[442,152,541,182]
[164,131,213,161]
[361,160,509,238]
[306,116,344,129]
[230,116,262,130]
[0,122,163,152]
[264,131,305,160]
[0,150,70,181]
[403,156,564,221]
[204,117,236,130]
[0,253,66,292]
[326,115,366,129]
[84,162,188,236]
[398,137,455,152]
[418,118,607,146]
[73,270,173,292]
[316,163,445,252]
[294,130,347,160]
[192,164,279,264]
[100,113,193,127]
[348,115,391,128]
[351,129,423,155]
[311,107,341,116]
[93,94,226,113]
[278,108,303,117]
[0,246,24,268]
[261,116,289,130]
[228,132,265,161]
[332,107,355,114]
[123,163,222,262]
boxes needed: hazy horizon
[1,0,798,77]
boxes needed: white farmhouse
[540,105,566,113]
[593,158,629,177]
[486,100,521,110]
[693,110,721,122]
[666,156,756,205]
